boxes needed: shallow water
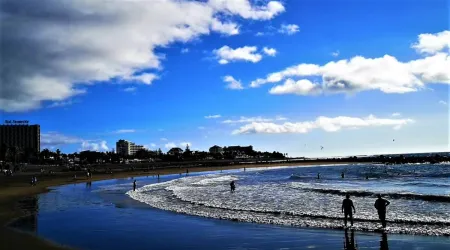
[128,164,450,236]
[11,166,450,250]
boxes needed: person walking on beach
[342,194,356,227]
[133,180,137,191]
[374,194,390,228]
[230,180,236,193]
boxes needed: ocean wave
[290,186,450,203]
[126,167,450,236]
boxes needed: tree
[135,149,150,159]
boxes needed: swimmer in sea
[342,194,356,227]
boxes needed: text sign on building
[4,120,29,124]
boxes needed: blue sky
[1,0,449,157]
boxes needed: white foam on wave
[125,171,450,236]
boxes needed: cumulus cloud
[391,112,401,117]
[181,48,190,54]
[213,45,262,64]
[250,30,450,96]
[232,115,415,135]
[80,140,109,152]
[223,115,288,124]
[278,24,300,35]
[412,30,450,55]
[224,75,244,90]
[255,32,265,36]
[41,132,82,147]
[0,0,284,112]
[205,114,222,119]
[439,100,448,105]
[262,47,277,56]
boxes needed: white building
[116,139,144,156]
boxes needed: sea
[11,163,450,250]
[127,163,450,236]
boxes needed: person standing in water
[133,180,137,191]
[341,172,345,178]
[342,194,356,227]
[374,194,390,228]
[230,181,236,192]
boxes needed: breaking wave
[127,164,450,236]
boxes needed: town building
[223,145,253,155]
[167,147,183,156]
[209,145,223,154]
[0,122,40,153]
[116,139,144,156]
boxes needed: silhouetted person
[133,180,137,191]
[380,233,389,250]
[230,181,236,192]
[365,175,369,180]
[186,169,189,174]
[341,172,345,178]
[342,194,356,227]
[317,173,320,179]
[344,229,357,250]
[374,194,390,228]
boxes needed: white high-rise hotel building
[116,139,144,156]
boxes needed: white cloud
[181,48,190,54]
[205,114,222,119]
[160,138,168,141]
[41,132,82,147]
[262,47,277,56]
[144,143,157,149]
[278,24,300,35]
[213,45,262,64]
[121,73,159,85]
[232,115,415,135]
[391,113,401,117]
[269,79,322,95]
[331,50,340,57]
[48,100,75,108]
[179,142,191,148]
[81,140,109,152]
[223,115,288,124]
[113,129,136,134]
[209,0,285,20]
[250,31,450,96]
[255,32,265,36]
[123,87,137,92]
[211,18,240,35]
[224,75,244,90]
[198,126,206,130]
[412,30,450,55]
[439,100,448,105]
[1,0,284,112]
[165,142,177,149]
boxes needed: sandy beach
[0,161,341,250]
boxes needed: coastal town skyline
[1,0,448,157]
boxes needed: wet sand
[0,161,340,250]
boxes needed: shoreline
[0,161,356,250]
